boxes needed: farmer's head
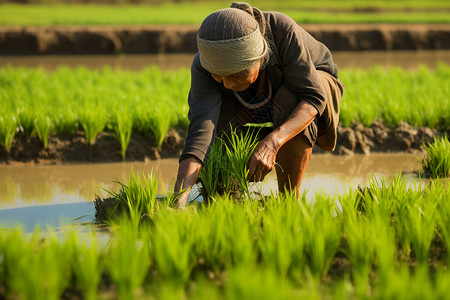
[197,2,269,92]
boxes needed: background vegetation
[1,64,449,155]
[1,0,450,25]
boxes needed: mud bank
[0,122,448,164]
[1,24,450,55]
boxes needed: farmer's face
[211,61,261,92]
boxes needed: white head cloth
[197,25,267,76]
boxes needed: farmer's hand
[247,137,278,182]
[174,157,202,209]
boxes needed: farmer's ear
[231,2,254,17]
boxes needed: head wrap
[197,14,267,76]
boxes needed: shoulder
[263,11,298,34]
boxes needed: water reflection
[0,160,180,209]
[0,154,424,231]
[0,154,423,210]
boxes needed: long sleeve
[180,53,222,164]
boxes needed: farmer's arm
[248,15,328,182]
[175,54,221,208]
[247,101,317,182]
[174,157,202,209]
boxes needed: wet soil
[1,24,450,55]
[0,122,448,164]
[0,127,186,164]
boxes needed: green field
[1,170,449,299]
[1,0,450,25]
[1,64,449,157]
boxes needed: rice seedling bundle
[199,128,260,200]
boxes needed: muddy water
[1,51,450,71]
[0,153,423,230]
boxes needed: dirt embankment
[0,122,448,164]
[1,24,450,55]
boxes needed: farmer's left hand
[247,137,278,182]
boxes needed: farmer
[174,2,344,208]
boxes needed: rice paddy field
[1,0,450,25]
[0,64,449,159]
[1,168,450,299]
[1,0,450,299]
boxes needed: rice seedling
[421,134,450,178]
[301,193,342,279]
[2,2,450,26]
[34,115,54,149]
[190,201,230,274]
[107,222,150,300]
[79,105,108,151]
[149,209,195,286]
[3,228,70,300]
[258,192,305,279]
[102,168,159,226]
[198,137,225,198]
[112,107,134,160]
[0,115,17,153]
[225,266,296,300]
[17,108,36,137]
[222,127,260,198]
[338,190,376,297]
[402,195,437,264]
[68,231,105,300]
[432,179,450,264]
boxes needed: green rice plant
[338,190,376,297]
[34,115,54,149]
[148,104,173,150]
[225,266,296,300]
[223,198,260,268]
[421,135,450,178]
[17,108,36,136]
[402,196,437,264]
[149,208,195,286]
[1,2,450,26]
[79,105,107,150]
[4,228,70,300]
[107,223,150,300]
[373,264,436,300]
[222,127,260,199]
[105,168,159,226]
[68,231,105,300]
[190,201,231,274]
[389,176,438,263]
[301,194,342,279]
[432,179,450,264]
[198,138,225,198]
[0,115,17,153]
[258,192,305,279]
[112,108,133,160]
